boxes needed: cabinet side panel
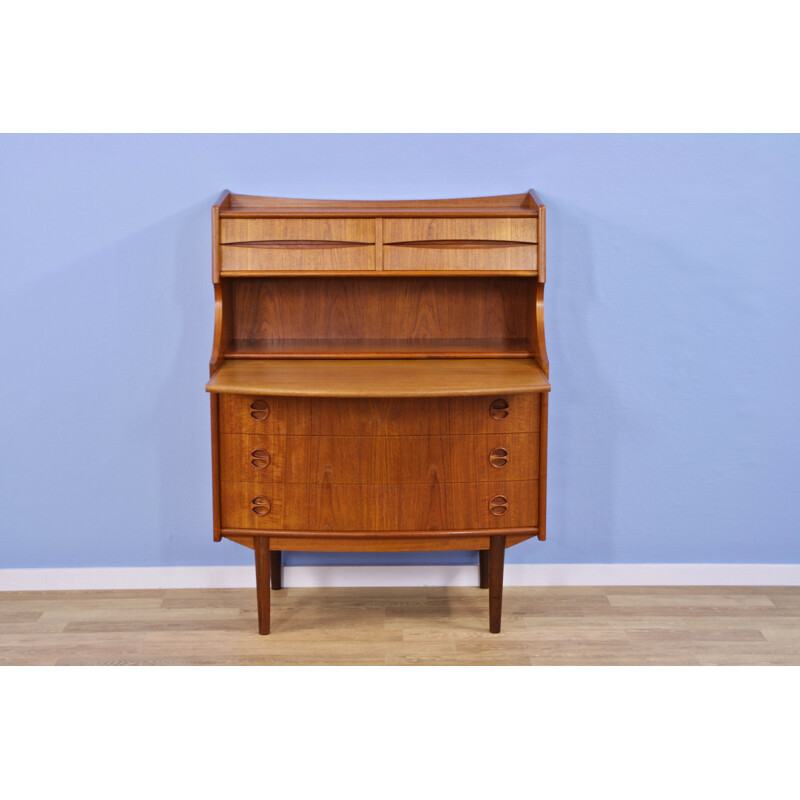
[527,280,548,375]
[538,393,548,540]
[210,393,222,542]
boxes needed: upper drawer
[383,218,538,272]
[220,218,376,272]
[218,394,540,436]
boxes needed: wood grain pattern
[220,219,375,271]
[209,283,228,373]
[528,189,546,283]
[208,192,549,634]
[219,270,542,278]
[207,359,550,397]
[223,533,534,552]
[254,537,271,634]
[224,276,530,353]
[538,394,549,541]
[383,218,537,271]
[211,192,227,282]
[218,394,540,436]
[220,480,538,531]
[220,432,539,485]
[375,216,384,270]
[384,246,537,272]
[489,535,506,633]
[210,394,222,542]
[384,218,538,244]
[528,281,548,375]
[221,218,375,243]
[221,193,541,218]
[225,338,531,359]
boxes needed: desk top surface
[207,358,550,397]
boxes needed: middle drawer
[220,432,538,485]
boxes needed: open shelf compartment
[221,275,538,359]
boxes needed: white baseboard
[1,563,799,591]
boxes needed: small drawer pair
[219,217,538,272]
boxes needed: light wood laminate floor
[1,586,799,665]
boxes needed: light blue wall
[1,134,798,568]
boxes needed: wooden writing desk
[206,192,550,633]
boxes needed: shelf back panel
[225,276,531,358]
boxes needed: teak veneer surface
[220,480,538,531]
[224,276,530,350]
[221,218,376,243]
[218,394,540,436]
[220,432,538,485]
[208,191,549,634]
[225,338,532,359]
[206,358,550,397]
[220,218,376,272]
[218,192,541,218]
[382,218,538,243]
[222,532,535,552]
[382,218,538,271]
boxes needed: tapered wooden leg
[270,550,283,590]
[488,535,506,633]
[479,550,489,589]
[254,536,271,635]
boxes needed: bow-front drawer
[218,394,540,436]
[382,217,538,272]
[219,432,538,484]
[220,480,539,531]
[220,218,376,271]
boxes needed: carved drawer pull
[252,496,272,516]
[251,448,271,469]
[489,399,509,420]
[250,399,270,421]
[489,495,508,515]
[489,448,509,468]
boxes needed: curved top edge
[224,191,537,209]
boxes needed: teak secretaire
[206,191,550,634]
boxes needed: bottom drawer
[220,481,538,532]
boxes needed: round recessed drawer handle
[250,449,271,469]
[489,399,509,420]
[251,496,272,516]
[489,448,509,468]
[489,495,508,515]
[250,399,270,421]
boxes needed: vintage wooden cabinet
[206,191,550,634]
